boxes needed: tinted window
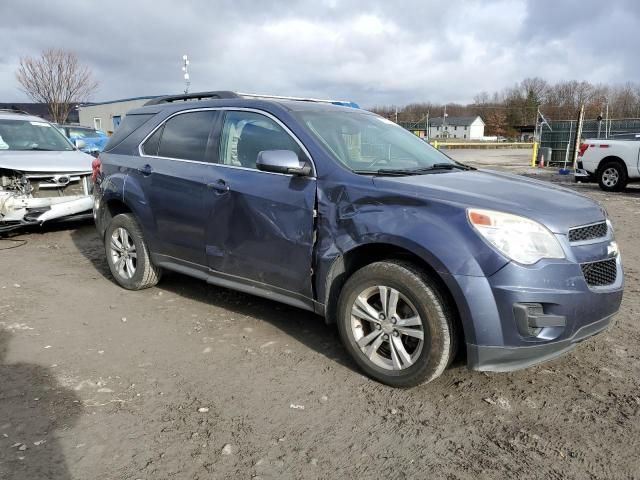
[220,111,302,169]
[142,126,163,156]
[105,113,154,150]
[157,111,216,162]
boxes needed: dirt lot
[1,161,639,479]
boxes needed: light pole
[182,55,190,94]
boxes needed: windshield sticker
[30,121,51,127]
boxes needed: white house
[429,116,485,140]
[78,96,160,134]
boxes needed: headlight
[467,208,565,265]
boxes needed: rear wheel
[105,213,161,290]
[337,261,454,388]
[598,161,627,192]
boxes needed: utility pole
[394,106,398,123]
[605,102,609,139]
[442,105,448,138]
[426,111,430,141]
[182,54,191,94]
[571,104,585,170]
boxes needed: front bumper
[453,237,623,372]
[0,194,93,230]
[467,314,614,372]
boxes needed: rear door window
[155,111,217,162]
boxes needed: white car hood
[0,150,93,173]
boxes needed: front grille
[569,222,608,242]
[27,174,90,198]
[581,258,617,287]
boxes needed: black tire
[598,160,627,192]
[337,261,454,388]
[104,213,161,290]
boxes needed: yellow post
[434,140,439,150]
[531,142,539,167]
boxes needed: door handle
[207,179,230,193]
[138,164,153,176]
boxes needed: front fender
[315,180,508,279]
[314,180,509,344]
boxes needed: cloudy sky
[0,0,638,107]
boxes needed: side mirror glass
[74,139,86,149]
[256,150,312,176]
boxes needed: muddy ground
[1,156,639,479]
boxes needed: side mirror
[256,150,312,176]
[74,139,86,150]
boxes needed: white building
[78,96,159,134]
[429,116,485,140]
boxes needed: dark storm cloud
[0,0,638,106]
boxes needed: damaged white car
[0,110,94,232]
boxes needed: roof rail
[236,92,359,108]
[143,90,359,108]
[144,91,239,106]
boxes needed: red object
[599,144,609,148]
[578,143,589,157]
[91,157,102,182]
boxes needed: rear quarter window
[104,113,155,151]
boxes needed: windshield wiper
[28,146,55,151]
[426,163,474,171]
[352,168,424,176]
[354,163,474,176]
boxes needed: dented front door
[205,167,316,298]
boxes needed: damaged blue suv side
[93,91,624,387]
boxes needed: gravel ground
[1,156,639,479]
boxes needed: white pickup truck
[576,135,640,191]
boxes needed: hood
[0,150,93,173]
[373,169,605,234]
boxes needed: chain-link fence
[541,118,640,165]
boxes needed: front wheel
[105,213,161,290]
[337,261,455,388]
[598,161,627,192]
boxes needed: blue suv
[93,91,623,387]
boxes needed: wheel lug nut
[393,330,399,337]
[391,317,397,324]
[379,314,385,320]
[375,324,381,330]
[383,334,389,340]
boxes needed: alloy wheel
[350,285,425,371]
[110,227,137,279]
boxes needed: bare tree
[16,49,98,124]
[485,109,509,137]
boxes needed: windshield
[0,119,74,151]
[297,110,459,174]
